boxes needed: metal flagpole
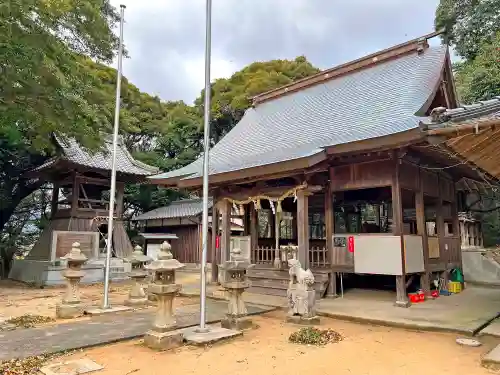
[197,0,213,332]
[102,4,126,309]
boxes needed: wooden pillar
[211,203,219,283]
[416,170,430,296]
[392,156,409,307]
[71,173,80,215]
[436,178,445,266]
[220,199,231,262]
[249,203,258,263]
[115,182,125,216]
[219,199,231,283]
[274,211,281,268]
[297,190,309,269]
[325,182,337,298]
[51,181,60,218]
[451,182,462,271]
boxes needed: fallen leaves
[288,327,343,346]
[6,314,55,328]
[0,354,51,375]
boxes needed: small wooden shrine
[9,135,159,285]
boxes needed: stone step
[249,279,325,299]
[248,269,329,283]
[247,286,288,297]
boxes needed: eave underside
[426,123,500,183]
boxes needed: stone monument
[220,248,253,330]
[124,245,151,307]
[286,258,320,325]
[143,241,185,350]
[56,242,88,319]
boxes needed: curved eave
[175,151,327,188]
[324,128,424,156]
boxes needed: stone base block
[124,297,149,307]
[144,330,183,350]
[56,303,84,319]
[394,300,411,308]
[183,326,242,346]
[84,305,132,316]
[221,316,253,331]
[482,344,500,370]
[286,314,320,326]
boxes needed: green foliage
[195,56,320,142]
[289,327,343,346]
[0,0,119,151]
[454,33,500,103]
[436,0,500,60]
[0,0,119,234]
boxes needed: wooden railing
[252,245,330,268]
[309,246,329,268]
[251,246,275,265]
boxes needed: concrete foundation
[183,326,242,345]
[9,258,131,286]
[143,330,183,350]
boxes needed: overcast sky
[109,0,441,104]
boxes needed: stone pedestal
[220,249,253,330]
[124,246,151,307]
[56,243,87,319]
[144,241,185,350]
[286,258,320,325]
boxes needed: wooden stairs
[247,265,330,298]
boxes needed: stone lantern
[56,242,88,319]
[124,245,151,307]
[220,248,253,330]
[143,241,185,350]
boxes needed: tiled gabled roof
[132,198,214,221]
[35,135,159,176]
[151,43,448,184]
[422,97,500,130]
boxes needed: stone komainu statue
[286,258,317,321]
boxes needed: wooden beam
[416,169,430,296]
[392,156,410,307]
[297,190,310,268]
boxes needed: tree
[0,0,120,231]
[436,0,500,60]
[454,32,500,103]
[195,56,320,143]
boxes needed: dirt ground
[0,277,197,321]
[54,310,498,375]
